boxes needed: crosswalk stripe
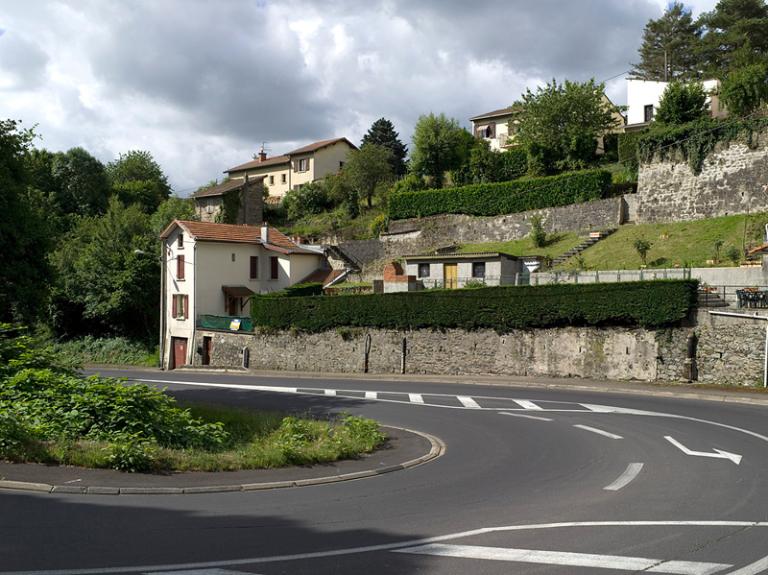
[394,544,731,574]
[324,389,336,396]
[500,411,553,422]
[457,395,481,409]
[409,393,424,404]
[364,391,377,399]
[574,424,623,440]
[513,399,543,410]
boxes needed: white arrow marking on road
[395,544,731,574]
[604,463,644,491]
[664,436,742,465]
[574,424,623,440]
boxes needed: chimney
[258,144,267,162]
[261,222,269,244]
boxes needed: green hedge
[618,131,643,174]
[252,280,697,333]
[387,169,612,220]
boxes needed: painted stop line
[395,544,732,574]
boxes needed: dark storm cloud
[0,29,49,90]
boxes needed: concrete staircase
[550,229,616,268]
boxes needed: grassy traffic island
[0,325,386,474]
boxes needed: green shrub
[501,147,529,180]
[0,413,41,461]
[369,213,388,237]
[387,169,612,220]
[252,280,698,333]
[529,215,546,248]
[46,336,158,367]
[106,435,158,473]
[618,132,642,175]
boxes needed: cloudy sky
[0,0,716,194]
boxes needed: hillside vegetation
[458,233,581,259]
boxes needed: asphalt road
[2,368,768,575]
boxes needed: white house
[469,106,522,151]
[404,252,532,289]
[625,78,726,131]
[159,220,328,369]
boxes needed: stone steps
[551,229,616,267]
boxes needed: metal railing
[418,275,529,289]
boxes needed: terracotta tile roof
[299,267,339,285]
[226,154,290,174]
[160,220,317,254]
[225,137,357,173]
[286,137,356,156]
[192,177,264,199]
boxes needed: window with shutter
[270,256,279,279]
[183,295,188,319]
[250,256,259,279]
[177,255,185,280]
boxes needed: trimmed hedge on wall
[251,280,697,333]
[387,169,612,220]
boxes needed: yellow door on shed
[444,263,458,289]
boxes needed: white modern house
[625,78,726,131]
[469,106,522,151]
[404,252,532,289]
[158,220,328,369]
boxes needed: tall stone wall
[636,136,768,223]
[191,309,765,386]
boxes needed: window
[176,255,185,280]
[177,233,183,249]
[270,256,279,279]
[296,158,309,172]
[339,161,345,169]
[418,263,430,278]
[269,175,274,185]
[231,253,236,262]
[472,262,486,278]
[172,294,188,319]
[250,256,259,279]
[281,174,286,184]
[644,104,654,123]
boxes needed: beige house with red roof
[159,220,328,369]
[226,137,357,201]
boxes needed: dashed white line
[394,544,731,574]
[513,399,543,410]
[146,570,255,575]
[604,463,644,491]
[499,412,553,422]
[457,395,481,409]
[574,424,623,440]
[364,391,377,400]
[324,389,336,396]
[409,393,424,404]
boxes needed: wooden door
[171,337,187,370]
[202,336,212,366]
[444,263,458,289]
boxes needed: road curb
[0,427,445,497]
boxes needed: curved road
[3,369,768,574]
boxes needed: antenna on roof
[255,142,271,162]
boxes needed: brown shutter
[183,295,189,319]
[250,256,259,279]
[171,295,177,318]
[177,255,185,280]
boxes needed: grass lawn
[458,232,582,259]
[568,213,768,271]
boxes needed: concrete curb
[0,427,445,497]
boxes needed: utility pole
[664,49,668,82]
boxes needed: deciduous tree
[107,150,171,213]
[410,113,469,188]
[342,143,394,208]
[654,81,708,125]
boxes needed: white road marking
[364,391,377,399]
[724,554,768,574]
[665,436,742,465]
[147,570,255,575]
[408,393,424,404]
[499,411,553,422]
[604,463,644,491]
[4,522,766,575]
[395,544,731,574]
[324,389,336,396]
[513,399,543,410]
[574,424,623,440]
[457,395,480,408]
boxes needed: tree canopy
[630,2,702,81]
[361,118,408,176]
[342,143,394,207]
[697,0,768,76]
[410,113,471,188]
[517,78,619,174]
[107,150,171,213]
[654,81,709,125]
[51,147,111,217]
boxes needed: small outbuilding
[404,252,534,289]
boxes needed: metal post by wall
[364,333,372,374]
[401,337,407,374]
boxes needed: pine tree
[630,2,702,81]
[361,118,408,176]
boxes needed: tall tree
[361,118,408,176]
[107,150,171,213]
[719,61,768,115]
[51,147,111,216]
[697,0,768,76]
[517,79,619,174]
[630,2,703,81]
[342,143,394,208]
[654,81,708,124]
[410,113,469,188]
[0,120,50,322]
